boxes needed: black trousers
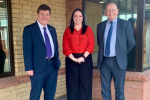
[66,54,93,100]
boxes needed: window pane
[143,1,150,69]
[86,0,137,70]
[0,0,11,73]
[86,1,103,67]
[117,0,137,70]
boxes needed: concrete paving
[55,95,97,100]
[55,95,67,100]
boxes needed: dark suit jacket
[23,21,61,73]
[97,18,135,69]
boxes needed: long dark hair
[128,18,136,29]
[70,8,87,34]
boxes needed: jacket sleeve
[126,21,136,54]
[23,26,33,71]
[53,27,61,69]
[97,24,100,46]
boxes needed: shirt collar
[37,20,48,29]
[107,17,117,23]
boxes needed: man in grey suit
[97,3,135,100]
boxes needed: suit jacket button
[45,50,46,51]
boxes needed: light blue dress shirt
[37,20,54,58]
[104,17,117,57]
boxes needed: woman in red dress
[63,8,95,100]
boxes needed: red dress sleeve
[85,26,95,54]
[63,27,72,57]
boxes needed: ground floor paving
[55,95,97,100]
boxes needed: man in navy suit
[23,4,60,100]
[97,3,135,100]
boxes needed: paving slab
[55,95,97,100]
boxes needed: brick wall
[0,0,66,99]
[66,0,82,27]
[86,1,103,66]
[0,83,31,100]
[87,1,103,52]
[92,69,150,100]
[1,1,149,100]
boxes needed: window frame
[0,0,15,78]
[136,0,145,72]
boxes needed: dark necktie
[43,27,52,58]
[105,21,113,57]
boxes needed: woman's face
[73,11,83,26]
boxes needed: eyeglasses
[105,9,117,13]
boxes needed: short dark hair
[37,4,51,15]
[70,8,87,35]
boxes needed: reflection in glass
[0,0,11,73]
[0,33,6,73]
[143,1,150,69]
[127,18,136,69]
[86,1,103,66]
[86,0,137,69]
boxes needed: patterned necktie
[43,27,52,58]
[105,21,113,57]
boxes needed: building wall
[92,69,150,100]
[86,1,102,52]
[0,0,66,99]
[1,1,150,100]
[66,0,82,27]
[86,1,103,65]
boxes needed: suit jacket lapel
[101,21,107,51]
[116,18,121,48]
[33,22,46,48]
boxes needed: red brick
[92,94,101,99]
[16,75,29,80]
[0,76,20,89]
[92,69,150,99]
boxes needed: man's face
[105,4,119,21]
[37,10,50,26]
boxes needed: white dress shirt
[37,20,54,58]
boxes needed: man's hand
[26,70,34,76]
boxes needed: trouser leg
[66,57,79,100]
[43,60,58,100]
[111,58,126,100]
[79,54,93,100]
[100,57,112,100]
[30,70,48,100]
